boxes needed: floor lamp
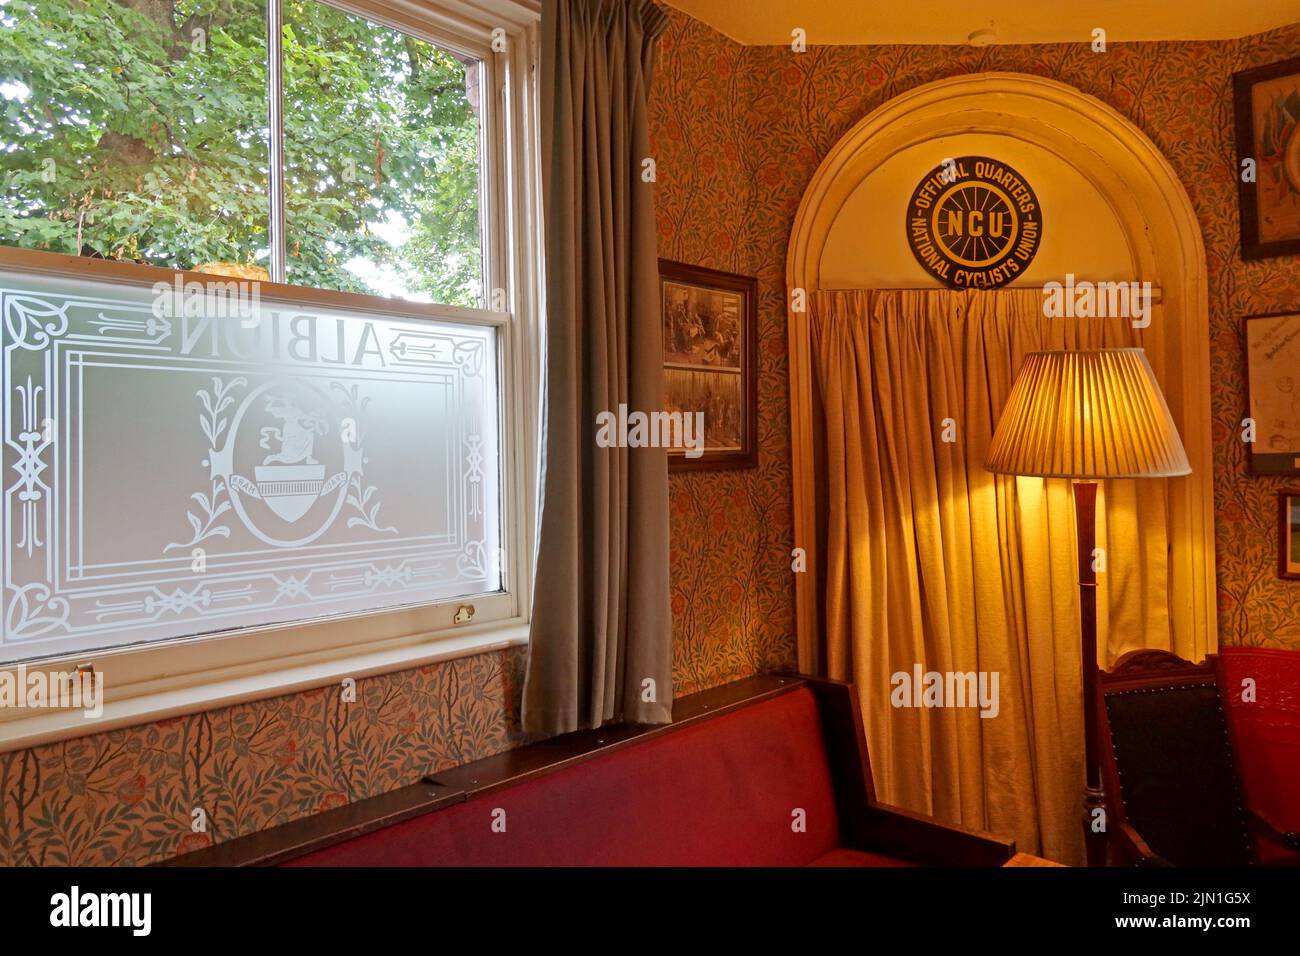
[984,348,1190,867]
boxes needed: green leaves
[279,0,481,303]
[0,0,481,305]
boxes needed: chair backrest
[1099,650,1252,866]
[1217,646,1300,862]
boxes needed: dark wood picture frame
[1280,489,1300,580]
[1243,311,1300,475]
[659,259,758,472]
[1234,56,1300,260]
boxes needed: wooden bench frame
[168,673,1015,867]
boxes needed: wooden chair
[1097,649,1300,866]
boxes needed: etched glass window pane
[282,1,484,307]
[0,0,271,272]
[1,271,500,663]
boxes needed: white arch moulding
[785,72,1216,670]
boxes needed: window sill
[0,623,528,754]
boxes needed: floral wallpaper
[0,649,526,865]
[1209,31,1300,648]
[6,6,1300,867]
[654,17,799,695]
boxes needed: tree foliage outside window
[0,0,483,307]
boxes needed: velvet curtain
[523,0,672,734]
[809,288,1188,864]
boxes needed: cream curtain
[809,288,1190,864]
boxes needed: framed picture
[659,259,757,472]
[1279,490,1300,580]
[1244,312,1300,474]
[1234,56,1300,259]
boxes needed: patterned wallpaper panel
[5,6,1300,867]
[0,648,526,865]
[654,16,799,694]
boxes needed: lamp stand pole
[1073,479,1107,867]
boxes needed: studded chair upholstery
[1097,650,1257,866]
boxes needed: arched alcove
[786,72,1216,667]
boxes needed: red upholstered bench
[170,675,1015,867]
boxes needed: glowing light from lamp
[984,348,1190,480]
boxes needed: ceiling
[661,0,1300,45]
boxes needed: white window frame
[0,0,542,751]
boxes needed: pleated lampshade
[985,348,1191,479]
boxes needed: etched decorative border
[2,277,499,660]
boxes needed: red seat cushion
[806,847,917,867]
[288,687,842,866]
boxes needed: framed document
[1245,312,1300,474]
